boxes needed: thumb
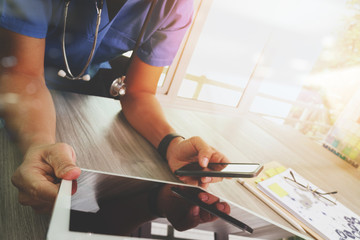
[44,143,81,180]
[190,137,212,168]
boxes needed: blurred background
[156,0,360,169]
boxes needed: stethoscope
[58,0,103,82]
[58,0,156,97]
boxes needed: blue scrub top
[0,0,193,82]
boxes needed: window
[157,0,360,150]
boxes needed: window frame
[155,0,335,143]
[156,0,266,116]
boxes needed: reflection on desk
[67,169,302,239]
[1,91,359,240]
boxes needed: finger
[173,205,201,231]
[178,176,187,182]
[208,152,230,166]
[216,202,231,214]
[201,176,223,184]
[199,208,215,223]
[178,176,209,188]
[11,168,27,190]
[196,198,218,223]
[13,168,59,203]
[190,205,200,217]
[200,177,212,184]
[198,192,219,205]
[178,176,201,186]
[198,182,209,189]
[189,137,213,168]
[72,180,78,195]
[44,143,81,180]
[199,202,231,223]
[29,179,59,202]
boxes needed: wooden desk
[1,91,359,239]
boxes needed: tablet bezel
[48,169,200,240]
[47,172,150,240]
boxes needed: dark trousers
[47,56,129,99]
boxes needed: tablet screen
[61,169,306,239]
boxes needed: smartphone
[171,187,253,234]
[174,162,263,178]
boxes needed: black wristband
[157,133,184,162]
[148,184,165,218]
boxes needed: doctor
[0,0,229,213]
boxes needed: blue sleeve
[0,0,55,38]
[137,0,194,67]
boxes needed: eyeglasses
[284,171,338,205]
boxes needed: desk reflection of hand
[157,185,231,231]
[94,184,231,235]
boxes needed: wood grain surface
[1,91,359,239]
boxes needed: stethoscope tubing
[59,0,157,98]
[61,0,103,80]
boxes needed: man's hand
[11,143,81,214]
[166,136,229,188]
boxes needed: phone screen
[210,163,261,173]
[175,163,263,177]
[179,163,260,172]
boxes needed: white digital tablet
[47,169,309,240]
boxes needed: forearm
[0,72,56,152]
[120,92,175,148]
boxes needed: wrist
[22,134,55,153]
[166,136,184,160]
[157,133,184,162]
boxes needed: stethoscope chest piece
[110,76,126,97]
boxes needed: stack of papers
[257,168,360,240]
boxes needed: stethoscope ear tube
[57,70,91,81]
[59,0,157,98]
[59,0,103,81]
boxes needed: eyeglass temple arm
[287,171,338,196]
